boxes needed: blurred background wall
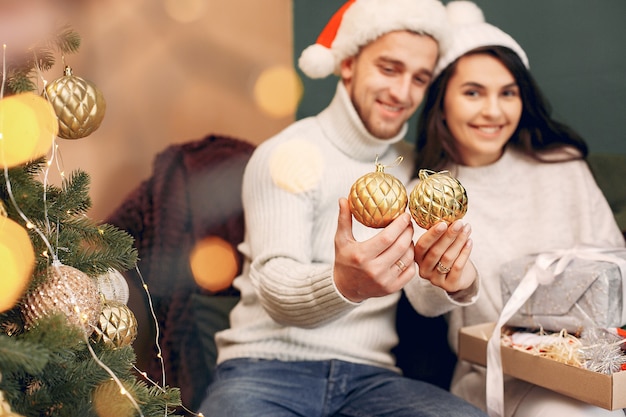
[5,0,296,222]
[4,0,625,222]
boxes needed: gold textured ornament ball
[44,65,106,139]
[409,169,468,229]
[20,264,102,336]
[349,160,408,228]
[91,301,138,349]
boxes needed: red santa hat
[298,0,450,79]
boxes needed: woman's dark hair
[414,46,588,175]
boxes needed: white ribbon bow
[485,246,626,417]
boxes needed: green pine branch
[2,161,138,287]
[0,335,50,375]
[0,314,182,417]
[49,24,81,55]
[0,23,181,417]
[1,23,80,95]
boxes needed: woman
[406,2,626,416]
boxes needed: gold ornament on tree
[409,169,468,229]
[91,301,138,349]
[44,65,106,139]
[348,157,408,228]
[20,263,102,337]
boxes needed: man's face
[340,31,439,139]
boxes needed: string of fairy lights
[0,41,205,417]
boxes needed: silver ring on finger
[436,261,451,275]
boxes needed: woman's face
[443,53,522,166]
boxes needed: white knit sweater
[406,147,625,415]
[215,82,423,370]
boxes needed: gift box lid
[500,255,622,316]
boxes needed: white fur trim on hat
[298,0,450,79]
[298,44,337,79]
[433,1,529,77]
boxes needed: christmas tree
[0,24,182,417]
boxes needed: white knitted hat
[433,1,529,77]
[298,0,450,79]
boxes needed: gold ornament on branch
[409,169,468,229]
[348,157,408,228]
[91,301,138,349]
[20,264,102,336]
[44,66,106,139]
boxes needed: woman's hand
[414,220,476,293]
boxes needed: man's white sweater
[215,82,418,371]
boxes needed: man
[199,0,484,415]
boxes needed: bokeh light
[163,0,206,23]
[269,139,324,193]
[0,216,35,312]
[93,379,136,417]
[253,65,303,118]
[18,92,57,157]
[0,92,56,168]
[189,236,238,292]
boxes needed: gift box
[458,322,626,410]
[500,249,626,333]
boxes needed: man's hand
[333,198,415,303]
[413,220,476,293]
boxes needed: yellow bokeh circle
[93,379,136,417]
[253,65,303,118]
[18,91,58,157]
[0,92,56,168]
[0,216,35,312]
[269,139,324,193]
[189,236,238,292]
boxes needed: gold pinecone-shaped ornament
[409,170,468,229]
[349,158,408,228]
[91,300,138,349]
[44,65,106,139]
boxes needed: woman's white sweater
[406,147,625,415]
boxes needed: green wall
[293,1,626,154]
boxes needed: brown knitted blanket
[106,134,254,411]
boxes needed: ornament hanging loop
[374,155,404,172]
[418,169,453,181]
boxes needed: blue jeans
[198,358,487,417]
